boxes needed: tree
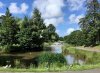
[17,16,32,50]
[0,8,59,52]
[59,37,64,41]
[31,8,47,49]
[0,8,19,52]
[64,30,85,46]
[79,0,100,46]
[0,17,2,25]
[18,8,47,51]
[47,24,59,42]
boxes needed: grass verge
[0,63,100,72]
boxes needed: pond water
[51,42,85,65]
[65,55,84,65]
[0,42,85,68]
[51,42,62,53]
[0,52,41,68]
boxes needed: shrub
[37,52,66,68]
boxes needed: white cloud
[66,28,75,35]
[67,0,85,11]
[0,2,4,8]
[9,3,29,14]
[69,14,84,24]
[0,13,5,16]
[33,0,65,26]
[44,17,64,26]
[65,27,81,35]
[20,3,29,13]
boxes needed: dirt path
[0,68,100,73]
[76,47,100,53]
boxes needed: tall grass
[37,52,66,68]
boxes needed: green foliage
[59,37,64,41]
[0,8,59,52]
[62,46,100,64]
[17,16,33,49]
[38,52,66,67]
[79,0,100,46]
[0,8,59,53]
[30,8,47,48]
[46,24,59,42]
[64,30,85,46]
[0,8,19,52]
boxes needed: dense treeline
[64,0,100,46]
[64,30,85,46]
[0,8,59,53]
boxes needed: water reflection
[51,42,85,65]
[65,55,84,65]
[51,42,62,53]
[78,59,84,65]
[51,47,62,53]
[65,55,74,65]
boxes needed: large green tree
[0,8,19,52]
[18,8,47,51]
[31,8,47,49]
[79,0,100,46]
[0,8,58,52]
[17,16,32,50]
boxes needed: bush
[37,52,66,68]
[0,44,12,53]
[0,44,21,53]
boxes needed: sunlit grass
[94,45,100,49]
[0,63,100,72]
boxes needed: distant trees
[47,24,59,42]
[64,30,85,46]
[0,8,59,52]
[79,0,100,46]
[59,37,64,41]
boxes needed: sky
[0,0,96,37]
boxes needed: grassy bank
[0,63,100,72]
[62,44,100,64]
[62,43,100,70]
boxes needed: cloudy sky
[0,0,97,37]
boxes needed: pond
[0,42,98,68]
[0,52,42,68]
[51,42,85,65]
[51,42,62,53]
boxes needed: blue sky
[0,0,98,37]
